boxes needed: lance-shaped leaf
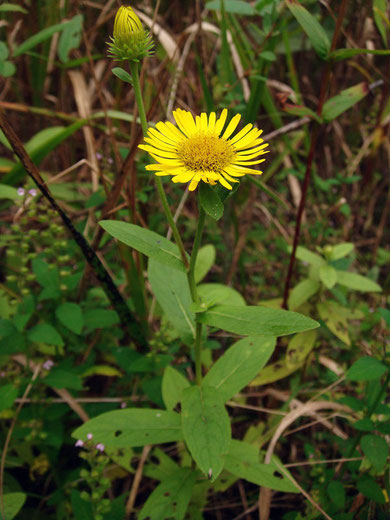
[162,366,190,411]
[203,336,276,402]
[181,385,231,481]
[224,440,298,492]
[72,409,183,447]
[139,468,198,520]
[286,0,330,60]
[148,259,195,344]
[322,83,369,122]
[197,304,319,336]
[100,220,188,272]
[335,270,382,292]
[288,279,320,310]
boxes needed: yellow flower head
[139,109,269,191]
[113,6,144,44]
[108,5,153,62]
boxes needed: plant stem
[129,60,189,270]
[189,205,206,385]
[188,205,206,302]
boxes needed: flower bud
[108,6,154,62]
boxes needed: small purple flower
[87,433,93,440]
[0,371,5,378]
[17,188,25,197]
[29,188,37,197]
[42,360,54,371]
[120,402,127,409]
[75,439,84,448]
[96,443,105,452]
[96,152,103,161]
[107,158,113,165]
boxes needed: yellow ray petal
[172,170,195,183]
[228,123,253,145]
[222,113,241,140]
[232,128,262,150]
[173,109,196,137]
[208,112,216,132]
[221,171,239,183]
[139,144,179,159]
[218,176,232,190]
[236,143,268,157]
[144,137,176,151]
[148,127,178,146]
[214,108,228,135]
[233,158,266,166]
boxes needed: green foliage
[1,1,389,518]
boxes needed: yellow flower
[113,6,144,45]
[139,109,269,191]
[108,6,153,62]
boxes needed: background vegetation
[0,0,389,519]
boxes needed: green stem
[129,60,189,270]
[189,205,206,385]
[188,205,206,302]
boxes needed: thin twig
[125,445,152,519]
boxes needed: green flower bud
[108,6,154,62]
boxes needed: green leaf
[112,67,133,84]
[43,368,83,390]
[197,304,319,336]
[0,61,16,78]
[199,183,224,220]
[82,365,122,378]
[139,468,197,520]
[357,475,386,504]
[330,48,390,61]
[28,323,64,347]
[70,491,94,520]
[317,301,350,345]
[224,440,298,492]
[162,366,190,411]
[288,279,320,310]
[148,259,195,344]
[327,481,345,510]
[346,357,388,381]
[0,184,18,200]
[100,220,187,272]
[0,3,27,13]
[295,246,325,268]
[374,0,388,46]
[284,104,322,123]
[336,270,382,292]
[197,283,245,307]
[56,302,84,335]
[58,14,83,63]
[0,384,18,412]
[353,418,375,431]
[83,309,119,332]
[322,83,369,122]
[286,330,317,368]
[73,409,183,447]
[0,42,9,61]
[206,0,256,15]
[5,121,85,183]
[32,258,60,291]
[203,336,275,402]
[194,244,216,283]
[319,264,337,289]
[329,242,354,260]
[361,434,388,472]
[181,385,231,481]
[250,359,303,386]
[286,0,330,59]
[13,19,75,56]
[2,493,26,520]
